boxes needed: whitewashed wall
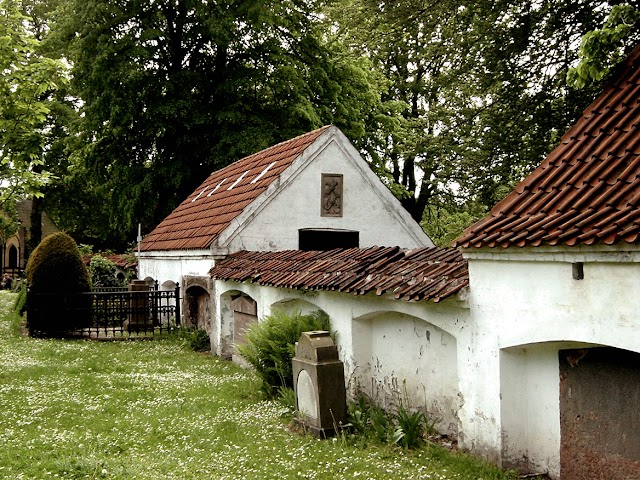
[464,245,640,479]
[137,250,214,286]
[213,280,469,437]
[138,126,431,308]
[215,130,432,252]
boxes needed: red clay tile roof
[454,44,640,249]
[141,126,332,251]
[82,254,137,270]
[208,246,469,302]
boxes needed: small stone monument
[292,331,347,437]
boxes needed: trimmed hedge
[26,232,92,336]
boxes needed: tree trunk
[26,197,43,262]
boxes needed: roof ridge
[454,42,640,249]
[140,126,333,251]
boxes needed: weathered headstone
[292,331,347,437]
[127,280,150,332]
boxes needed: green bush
[89,255,125,289]
[25,232,92,336]
[176,326,211,352]
[13,281,27,316]
[345,395,433,449]
[237,309,330,398]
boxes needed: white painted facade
[214,279,469,437]
[138,249,218,286]
[213,132,430,252]
[462,244,640,478]
[207,243,640,479]
[138,127,431,286]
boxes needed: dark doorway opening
[559,347,640,479]
[299,228,359,251]
[8,245,18,269]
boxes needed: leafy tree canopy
[0,0,67,210]
[328,0,640,244]
[49,0,382,247]
[568,3,640,88]
[10,0,640,249]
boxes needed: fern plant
[236,309,330,398]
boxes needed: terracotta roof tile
[82,254,137,269]
[141,126,332,251]
[209,246,468,303]
[455,44,640,249]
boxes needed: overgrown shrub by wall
[89,255,125,289]
[237,309,330,397]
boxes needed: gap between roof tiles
[227,170,250,190]
[207,178,227,196]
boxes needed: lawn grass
[0,291,522,479]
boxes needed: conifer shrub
[26,232,92,336]
[237,309,330,398]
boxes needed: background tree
[568,3,639,88]
[0,0,67,210]
[48,0,383,248]
[329,0,640,245]
[10,0,640,250]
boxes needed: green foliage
[568,4,640,88]
[77,244,94,255]
[0,0,67,208]
[329,0,629,221]
[394,406,427,449]
[175,326,211,353]
[26,232,91,291]
[13,281,27,316]
[0,199,18,243]
[47,0,383,246]
[88,254,124,289]
[345,388,437,450]
[25,232,92,336]
[236,309,330,397]
[276,386,297,416]
[421,201,489,247]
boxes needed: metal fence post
[175,283,181,327]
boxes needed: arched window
[8,245,18,269]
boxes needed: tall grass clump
[237,309,330,397]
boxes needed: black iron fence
[2,267,23,278]
[27,284,181,338]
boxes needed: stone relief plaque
[321,173,343,217]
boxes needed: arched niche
[500,341,640,479]
[270,297,326,317]
[218,289,258,361]
[351,310,460,437]
[184,284,212,333]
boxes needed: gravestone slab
[292,331,347,437]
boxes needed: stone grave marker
[292,331,347,437]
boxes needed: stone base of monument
[292,331,347,438]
